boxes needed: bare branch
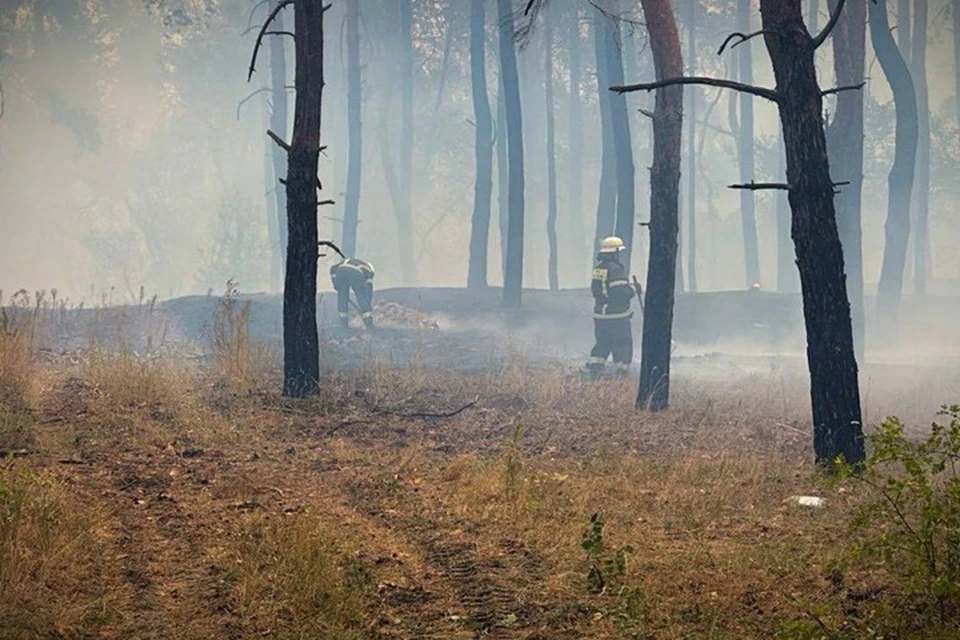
[717,30,774,56]
[729,182,791,190]
[401,396,480,419]
[264,30,295,38]
[319,240,346,259]
[812,0,847,49]
[821,82,865,97]
[266,129,291,151]
[247,0,294,82]
[318,199,336,206]
[833,180,852,187]
[237,87,269,120]
[245,0,270,33]
[612,76,783,103]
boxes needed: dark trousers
[589,317,633,368]
[335,277,374,325]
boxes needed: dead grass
[0,306,957,638]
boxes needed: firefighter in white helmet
[330,258,376,329]
[587,236,635,377]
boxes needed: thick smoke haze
[0,0,958,303]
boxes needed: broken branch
[729,182,791,190]
[812,0,847,49]
[264,30,295,38]
[821,82,866,97]
[244,0,270,33]
[612,76,783,103]
[247,0,294,82]
[319,240,346,259]
[401,396,480,420]
[717,30,773,56]
[266,129,291,151]
[318,199,335,206]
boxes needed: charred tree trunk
[762,0,864,465]
[737,0,760,288]
[278,0,326,397]
[871,0,918,336]
[568,4,586,277]
[910,0,929,295]
[593,7,616,254]
[605,1,636,276]
[545,8,560,291]
[342,0,361,258]
[826,0,866,362]
[498,0,526,308]
[635,0,682,412]
[685,0,697,292]
[467,0,495,289]
[268,0,289,278]
[397,0,416,285]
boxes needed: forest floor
[2,291,960,639]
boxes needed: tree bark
[737,0,761,288]
[761,0,864,465]
[568,4,587,279]
[604,2,636,276]
[342,0,362,258]
[870,0,918,336]
[635,0,682,412]
[397,0,416,285]
[685,0,697,292]
[593,7,616,254]
[261,93,282,290]
[910,0,929,295]
[545,7,560,291]
[498,0,526,308]
[268,0,289,280]
[281,0,325,397]
[467,0,495,289]
[954,0,960,136]
[826,0,866,362]
[897,0,911,60]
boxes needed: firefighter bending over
[587,236,635,377]
[330,258,376,329]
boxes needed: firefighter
[587,236,635,377]
[330,258,376,329]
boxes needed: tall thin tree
[499,0,526,308]
[910,0,929,295]
[467,0,495,289]
[342,0,362,258]
[268,0,289,280]
[545,6,560,291]
[736,0,760,288]
[685,0,697,292]
[870,0,918,336]
[567,4,586,277]
[593,7,616,253]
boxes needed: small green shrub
[839,406,960,630]
[581,512,633,595]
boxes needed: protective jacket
[591,255,635,319]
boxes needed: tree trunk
[685,0,697,292]
[737,0,760,288]
[281,0,325,397]
[498,0,525,308]
[635,0,682,412]
[261,93,282,290]
[467,0,495,289]
[871,0,918,336]
[954,0,960,136]
[605,2,636,276]
[593,7,616,254]
[342,0,361,258]
[568,4,586,279]
[910,0,929,295]
[496,81,509,281]
[761,0,864,465]
[545,8,559,291]
[397,0,416,285]
[775,130,796,293]
[897,0,911,59]
[826,0,866,363]
[269,0,289,280]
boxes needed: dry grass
[0,302,957,638]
